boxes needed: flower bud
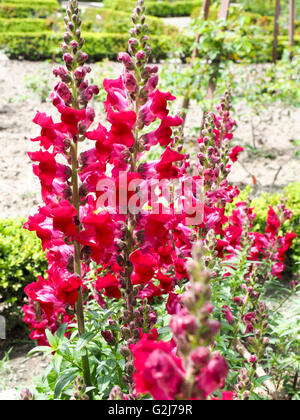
[249,355,257,364]
[20,388,34,401]
[233,296,243,306]
[136,50,146,61]
[109,386,124,401]
[101,330,115,345]
[122,326,130,339]
[77,51,88,64]
[191,347,210,367]
[120,346,131,358]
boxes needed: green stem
[70,141,93,400]
[228,292,250,349]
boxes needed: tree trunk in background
[272,0,280,63]
[181,0,211,126]
[202,0,211,20]
[191,0,211,62]
[289,0,295,61]
[218,0,230,19]
[206,0,231,99]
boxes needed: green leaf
[45,329,57,348]
[53,355,63,376]
[76,332,95,353]
[255,375,274,385]
[56,324,68,342]
[54,368,78,399]
[27,346,53,357]
[158,326,172,341]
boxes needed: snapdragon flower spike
[235,368,252,400]
[23,0,296,401]
[76,0,195,391]
[131,242,229,400]
[250,203,296,279]
[213,193,296,281]
[23,0,99,368]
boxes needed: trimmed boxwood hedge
[0,9,176,36]
[0,31,174,61]
[0,218,47,312]
[0,2,58,18]
[0,30,299,62]
[0,17,51,31]
[0,16,170,36]
[1,0,58,4]
[103,0,203,17]
[82,8,172,35]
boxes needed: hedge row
[0,11,175,36]
[0,3,58,18]
[1,0,59,4]
[0,219,46,313]
[103,0,203,17]
[0,17,51,31]
[0,17,166,35]
[0,32,173,61]
[81,8,173,35]
[0,31,299,62]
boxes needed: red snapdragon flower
[229,145,244,162]
[130,250,158,285]
[94,273,121,300]
[130,334,184,400]
[197,354,228,398]
[266,206,280,236]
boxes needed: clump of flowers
[22,0,297,401]
[130,241,231,400]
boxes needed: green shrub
[0,17,51,32]
[0,29,298,62]
[103,0,203,17]
[0,2,58,18]
[0,11,174,36]
[0,10,176,36]
[0,31,173,61]
[227,183,300,274]
[180,33,300,63]
[252,183,300,273]
[0,219,47,311]
[238,0,276,17]
[1,0,58,4]
[191,7,300,36]
[82,8,173,35]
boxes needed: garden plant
[9,0,297,402]
[0,0,299,404]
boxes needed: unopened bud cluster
[53,0,99,112]
[169,241,228,399]
[109,386,131,401]
[118,0,159,134]
[20,388,34,401]
[235,368,252,400]
[197,87,237,204]
[70,376,89,400]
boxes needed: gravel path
[163,16,192,30]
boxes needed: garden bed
[0,58,299,220]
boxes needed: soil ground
[0,55,299,399]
